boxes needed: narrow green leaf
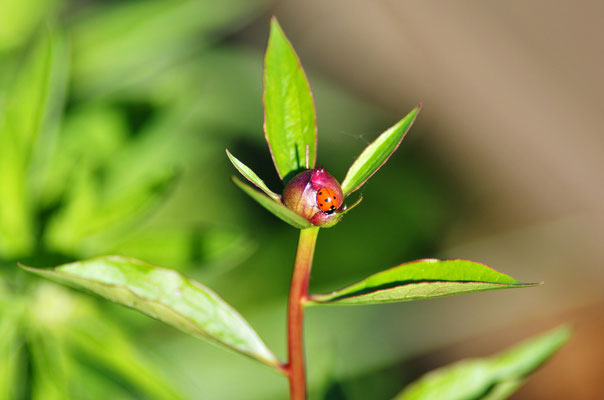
[394,325,571,400]
[309,259,538,305]
[20,256,281,370]
[232,176,311,229]
[341,106,420,196]
[263,17,317,180]
[341,196,363,215]
[226,149,281,201]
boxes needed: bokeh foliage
[0,0,464,399]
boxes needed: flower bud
[282,168,344,227]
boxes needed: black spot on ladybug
[319,191,323,195]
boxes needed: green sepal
[232,176,311,229]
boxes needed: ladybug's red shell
[316,187,341,213]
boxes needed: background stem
[286,227,319,400]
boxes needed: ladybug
[316,187,341,214]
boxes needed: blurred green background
[1,0,602,399]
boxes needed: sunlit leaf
[232,176,311,229]
[20,257,281,370]
[394,325,571,400]
[263,17,316,180]
[226,149,281,201]
[341,106,420,196]
[309,259,538,305]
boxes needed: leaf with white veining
[20,256,280,370]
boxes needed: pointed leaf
[263,17,317,180]
[19,256,281,370]
[341,196,363,215]
[309,259,538,305]
[341,106,420,196]
[394,325,571,400]
[232,176,311,229]
[226,149,281,201]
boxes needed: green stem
[286,227,319,400]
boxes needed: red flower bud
[282,168,344,227]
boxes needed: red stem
[285,227,319,400]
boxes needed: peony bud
[282,168,344,227]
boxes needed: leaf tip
[225,148,236,163]
[269,16,285,41]
[16,262,29,270]
[269,16,282,30]
[17,262,40,273]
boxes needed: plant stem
[286,226,319,400]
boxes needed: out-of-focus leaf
[309,259,538,305]
[69,363,139,400]
[26,283,181,399]
[232,176,311,229]
[0,0,61,51]
[67,309,182,399]
[109,226,256,275]
[0,309,20,400]
[39,105,128,206]
[20,256,281,370]
[28,333,71,400]
[44,160,175,256]
[0,31,67,257]
[394,325,571,400]
[226,149,281,201]
[71,0,269,96]
[341,106,420,196]
[263,17,316,180]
